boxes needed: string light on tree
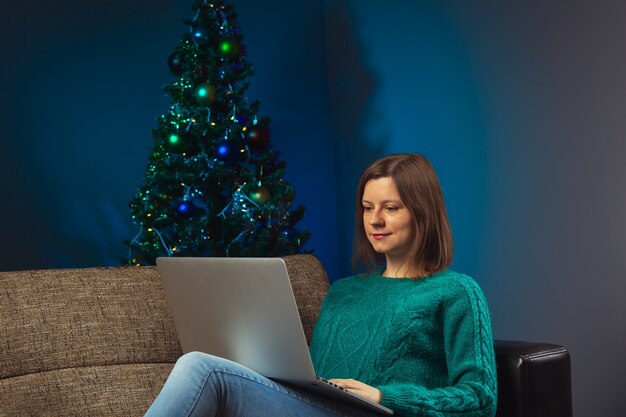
[190,25,210,45]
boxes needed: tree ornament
[245,126,270,150]
[249,186,271,205]
[176,200,196,219]
[166,132,185,153]
[215,140,240,164]
[168,51,184,75]
[194,83,216,105]
[219,37,241,58]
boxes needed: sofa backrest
[281,254,330,344]
[0,254,329,416]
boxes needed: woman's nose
[369,210,384,226]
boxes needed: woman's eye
[363,206,373,212]
[385,206,398,212]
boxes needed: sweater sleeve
[378,277,497,417]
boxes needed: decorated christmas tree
[125,0,310,266]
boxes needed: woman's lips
[371,233,390,240]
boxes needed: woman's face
[362,177,416,263]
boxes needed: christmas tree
[125,0,310,266]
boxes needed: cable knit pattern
[309,270,497,417]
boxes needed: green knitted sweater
[309,270,497,417]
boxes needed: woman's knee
[173,352,267,390]
[174,351,240,376]
[176,351,218,371]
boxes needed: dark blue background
[3,1,626,415]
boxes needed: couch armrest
[494,340,572,417]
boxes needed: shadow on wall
[325,0,388,279]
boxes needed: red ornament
[245,126,270,150]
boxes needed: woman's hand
[329,379,382,404]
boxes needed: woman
[145,153,497,417]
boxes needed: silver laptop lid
[156,257,316,381]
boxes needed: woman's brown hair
[352,153,453,275]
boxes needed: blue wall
[3,0,626,415]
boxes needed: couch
[0,254,571,416]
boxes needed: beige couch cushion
[0,266,181,416]
[0,363,173,416]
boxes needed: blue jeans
[144,352,384,417]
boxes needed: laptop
[156,257,393,415]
